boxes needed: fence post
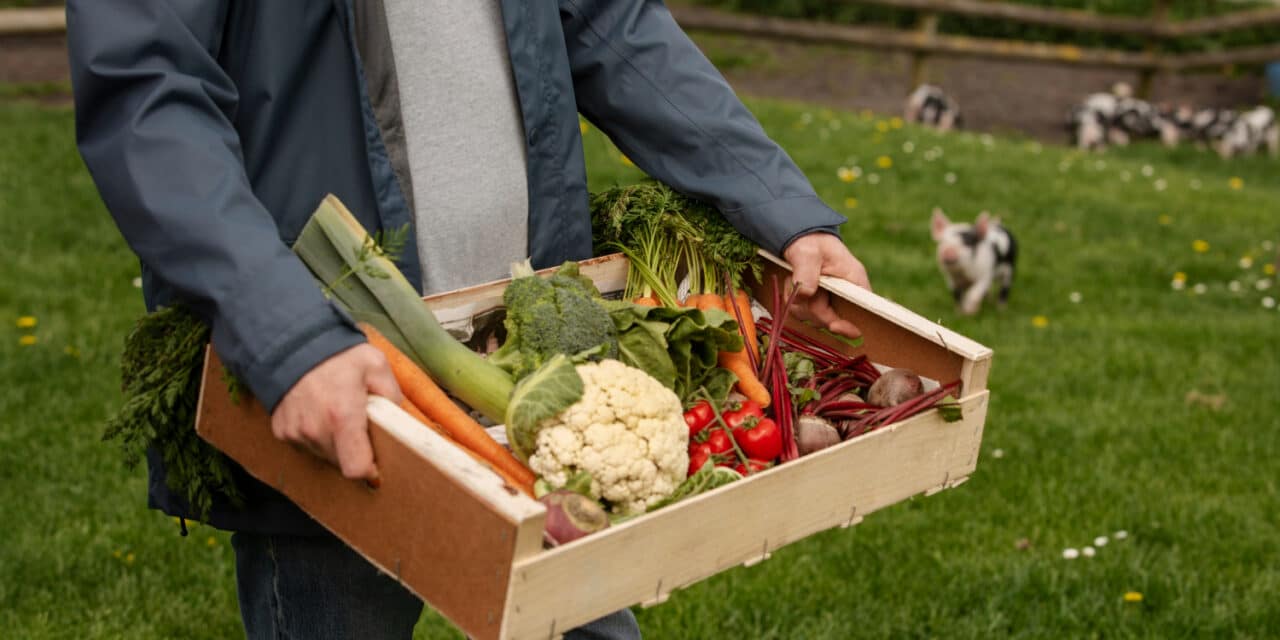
[1138,0,1171,99]
[910,11,940,89]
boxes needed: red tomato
[706,428,734,456]
[687,442,712,477]
[734,459,772,476]
[723,399,765,432]
[732,417,782,461]
[683,400,716,437]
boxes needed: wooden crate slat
[754,252,991,394]
[195,351,543,640]
[500,391,988,640]
[194,249,991,640]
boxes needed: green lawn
[2,95,1277,639]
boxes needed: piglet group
[930,208,1018,316]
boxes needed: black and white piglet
[930,208,1018,316]
[904,84,962,132]
[1214,106,1278,159]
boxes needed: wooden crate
[195,251,991,640]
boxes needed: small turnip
[866,368,925,407]
[540,490,609,546]
[795,415,841,455]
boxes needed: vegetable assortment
[104,188,964,544]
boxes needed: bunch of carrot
[594,186,769,408]
[685,288,768,408]
[619,229,770,408]
[360,323,537,497]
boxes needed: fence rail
[671,6,1159,70]
[843,0,1159,37]
[0,7,63,36]
[3,4,1277,89]
[669,1,1280,96]
[843,0,1280,39]
[671,5,1280,72]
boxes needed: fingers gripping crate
[195,251,992,640]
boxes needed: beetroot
[540,490,610,546]
[866,368,925,407]
[795,415,841,455]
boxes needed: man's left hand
[782,232,870,339]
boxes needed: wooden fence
[0,7,62,35]
[669,0,1280,97]
[3,3,1278,97]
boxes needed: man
[67,1,870,638]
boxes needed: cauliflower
[526,359,689,515]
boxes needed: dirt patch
[1,33,67,84]
[2,30,1269,144]
[702,35,1270,143]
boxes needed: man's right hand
[270,343,403,483]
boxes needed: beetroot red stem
[820,400,881,413]
[756,318,840,367]
[723,278,760,374]
[848,380,962,433]
[759,279,802,383]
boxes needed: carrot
[398,399,449,438]
[397,400,535,493]
[686,293,722,311]
[722,346,771,408]
[360,323,537,496]
[633,295,660,307]
[697,294,771,407]
[727,289,760,366]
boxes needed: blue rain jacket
[68,0,846,534]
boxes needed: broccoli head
[489,261,619,380]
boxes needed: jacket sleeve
[559,0,846,255]
[67,0,364,412]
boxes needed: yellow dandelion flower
[125,553,136,565]
[889,117,904,129]
[1228,177,1244,190]
[1157,215,1172,225]
[579,121,589,135]
[620,154,634,167]
[206,536,219,547]
[1265,263,1277,276]
[875,120,890,133]
[844,197,858,209]
[19,335,37,346]
[876,155,893,169]
[1031,315,1049,328]
[1173,271,1187,282]
[1123,591,1143,603]
[113,549,123,559]
[64,345,80,358]
[1192,240,1210,253]
[837,167,855,182]
[16,316,36,328]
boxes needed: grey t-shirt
[382,0,530,295]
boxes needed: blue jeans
[232,531,641,639]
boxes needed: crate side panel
[422,253,629,315]
[195,351,525,640]
[753,253,992,393]
[751,265,972,391]
[500,392,988,640]
[962,357,993,396]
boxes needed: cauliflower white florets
[527,359,689,515]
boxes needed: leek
[292,195,514,422]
